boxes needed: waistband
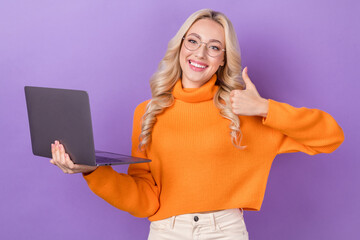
[151,208,244,231]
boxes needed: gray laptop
[24,86,151,166]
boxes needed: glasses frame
[182,36,226,58]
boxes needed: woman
[50,9,344,240]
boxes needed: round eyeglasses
[182,35,226,57]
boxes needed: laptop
[24,86,151,166]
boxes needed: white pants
[148,208,249,240]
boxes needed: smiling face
[179,18,226,88]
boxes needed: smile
[188,60,208,71]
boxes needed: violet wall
[1,0,358,239]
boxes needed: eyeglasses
[182,35,225,57]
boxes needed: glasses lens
[184,36,200,51]
[207,42,223,57]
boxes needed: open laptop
[24,86,151,166]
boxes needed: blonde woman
[50,9,344,239]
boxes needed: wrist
[83,166,98,175]
[259,98,269,118]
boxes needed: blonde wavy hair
[139,9,246,151]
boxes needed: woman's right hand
[50,140,98,174]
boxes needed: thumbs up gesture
[230,67,269,117]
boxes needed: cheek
[212,55,225,68]
[179,46,191,60]
[179,49,186,70]
[179,47,193,69]
[209,59,222,69]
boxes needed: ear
[220,56,225,67]
[220,59,225,67]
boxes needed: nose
[194,43,207,59]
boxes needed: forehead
[186,18,225,43]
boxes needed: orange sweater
[83,75,344,221]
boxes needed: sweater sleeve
[262,99,344,155]
[83,100,160,218]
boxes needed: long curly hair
[139,9,246,151]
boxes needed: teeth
[190,61,206,69]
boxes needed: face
[179,18,226,88]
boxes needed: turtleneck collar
[172,74,219,103]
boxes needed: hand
[50,140,98,174]
[230,67,269,117]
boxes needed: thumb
[242,66,254,88]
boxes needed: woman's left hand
[230,67,269,118]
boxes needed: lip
[188,59,208,72]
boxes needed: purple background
[1,0,358,239]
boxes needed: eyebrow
[187,33,223,45]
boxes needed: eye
[209,45,221,51]
[188,38,198,44]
